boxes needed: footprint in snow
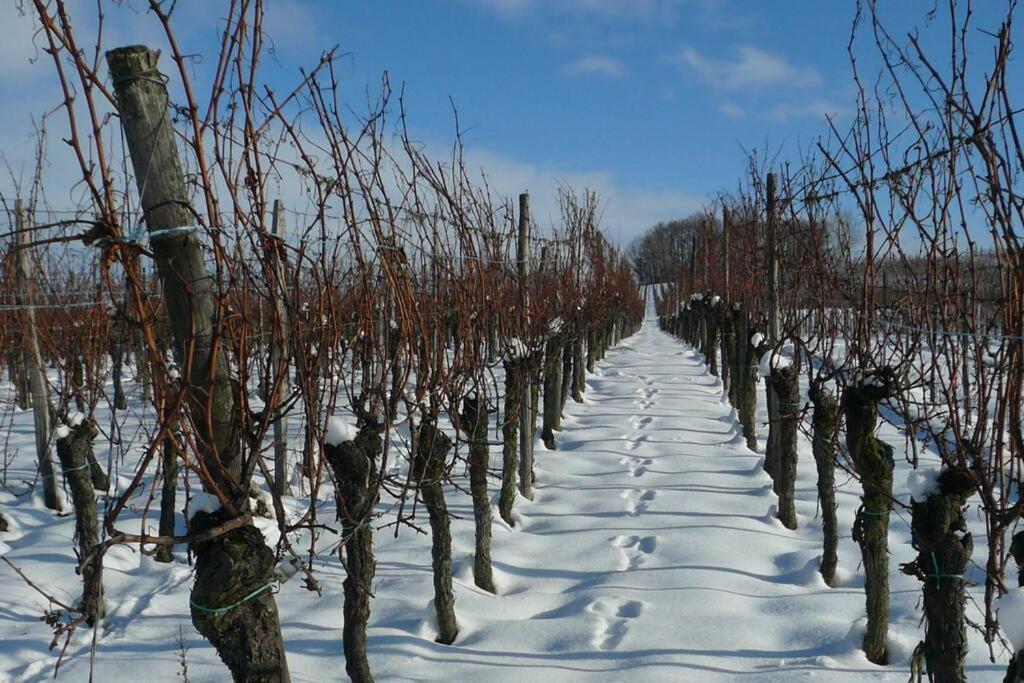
[587,598,645,651]
[612,534,659,569]
[621,488,656,515]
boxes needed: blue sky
[0,1,1017,243]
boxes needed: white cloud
[670,45,821,91]
[715,97,846,123]
[718,102,745,119]
[466,0,744,28]
[763,98,845,122]
[561,55,627,78]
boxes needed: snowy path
[368,318,937,682]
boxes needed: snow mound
[751,332,764,348]
[1000,588,1024,652]
[55,424,72,440]
[185,491,222,520]
[504,337,529,361]
[758,344,794,377]
[907,466,944,501]
[325,416,359,446]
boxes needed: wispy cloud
[716,98,846,123]
[717,102,746,119]
[458,146,704,243]
[763,98,845,122]
[465,0,747,29]
[669,45,821,91]
[561,55,627,78]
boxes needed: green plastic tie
[44,462,91,479]
[928,552,964,589]
[190,580,276,616]
[862,508,890,517]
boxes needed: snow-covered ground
[0,299,1009,681]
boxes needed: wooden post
[763,173,782,486]
[766,172,780,344]
[721,206,730,303]
[108,45,290,681]
[720,207,731,395]
[270,199,290,496]
[517,192,534,500]
[13,200,61,512]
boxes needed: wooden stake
[13,199,61,511]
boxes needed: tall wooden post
[517,192,534,500]
[721,206,730,302]
[766,172,780,344]
[270,200,290,496]
[108,45,289,681]
[13,199,61,511]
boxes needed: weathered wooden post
[269,199,291,496]
[13,199,61,512]
[763,173,781,482]
[720,207,731,395]
[107,45,289,681]
[517,192,535,500]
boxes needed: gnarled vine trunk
[809,383,839,585]
[462,396,495,593]
[412,419,458,644]
[901,466,973,683]
[55,420,104,624]
[767,364,798,530]
[845,373,896,666]
[500,360,521,526]
[324,422,382,682]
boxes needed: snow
[758,344,794,377]
[503,337,529,360]
[751,331,765,348]
[325,416,359,446]
[0,293,1007,680]
[54,424,72,440]
[185,491,223,520]
[907,466,944,501]
[68,411,85,427]
[1000,588,1024,653]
